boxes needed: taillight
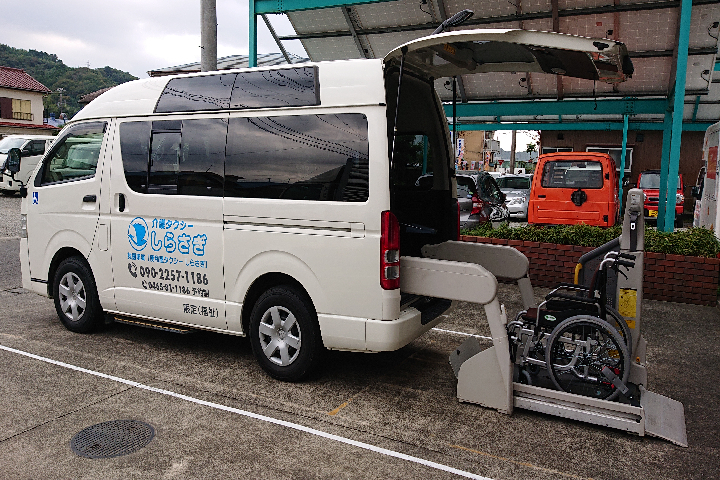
[381,211,400,290]
[470,195,483,215]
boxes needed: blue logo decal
[128,217,149,251]
[32,192,38,205]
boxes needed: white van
[693,121,719,234]
[19,29,632,380]
[0,135,55,194]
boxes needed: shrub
[462,223,720,258]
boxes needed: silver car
[496,174,532,219]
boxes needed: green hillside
[0,44,137,119]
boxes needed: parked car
[495,174,532,219]
[0,135,55,194]
[457,171,509,224]
[529,152,619,227]
[636,170,684,227]
[415,173,487,230]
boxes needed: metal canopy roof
[252,0,720,129]
[249,0,720,231]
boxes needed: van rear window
[155,67,319,113]
[541,160,603,189]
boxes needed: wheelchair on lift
[506,251,636,401]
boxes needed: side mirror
[622,176,631,188]
[6,148,21,174]
[691,186,701,199]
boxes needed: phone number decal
[129,262,210,297]
[141,280,210,297]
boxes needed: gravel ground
[0,194,21,238]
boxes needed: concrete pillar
[201,0,217,72]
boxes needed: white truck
[693,121,719,235]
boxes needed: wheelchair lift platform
[400,189,687,447]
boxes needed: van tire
[53,256,103,333]
[249,285,322,382]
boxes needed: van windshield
[541,160,603,189]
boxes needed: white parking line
[432,327,492,341]
[0,343,493,480]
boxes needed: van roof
[72,59,385,123]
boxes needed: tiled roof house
[0,66,57,137]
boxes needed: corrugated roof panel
[618,9,677,52]
[558,0,611,9]
[522,0,553,14]
[300,37,364,61]
[561,13,616,39]
[287,7,347,33]
[444,0,516,18]
[685,54,715,92]
[458,73,534,101]
[689,4,720,48]
[365,31,432,59]
[354,1,438,29]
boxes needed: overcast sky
[0,0,306,79]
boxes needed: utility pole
[509,130,517,174]
[201,0,217,72]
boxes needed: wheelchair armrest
[546,284,592,300]
[546,292,598,304]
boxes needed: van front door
[27,121,108,287]
[109,118,226,329]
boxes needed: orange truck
[528,152,619,227]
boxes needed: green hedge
[462,223,720,258]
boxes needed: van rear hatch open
[383,29,632,255]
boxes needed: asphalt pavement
[1,194,719,479]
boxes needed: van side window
[225,113,369,202]
[230,67,318,109]
[541,160,603,189]
[39,122,106,185]
[120,119,226,196]
[154,67,319,113]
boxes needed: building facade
[0,66,56,138]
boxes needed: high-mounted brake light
[381,211,400,290]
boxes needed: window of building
[39,122,106,185]
[0,97,32,121]
[586,146,633,173]
[541,147,573,154]
[225,113,369,202]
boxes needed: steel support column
[249,1,257,67]
[619,114,629,215]
[661,0,692,232]
[657,110,673,230]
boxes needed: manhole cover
[70,420,155,459]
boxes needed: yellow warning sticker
[619,288,637,321]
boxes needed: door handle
[538,194,546,198]
[119,193,126,212]
[83,194,97,203]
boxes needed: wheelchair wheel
[605,306,633,359]
[545,315,630,401]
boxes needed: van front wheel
[53,256,103,333]
[249,286,322,382]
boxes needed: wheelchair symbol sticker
[32,192,38,205]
